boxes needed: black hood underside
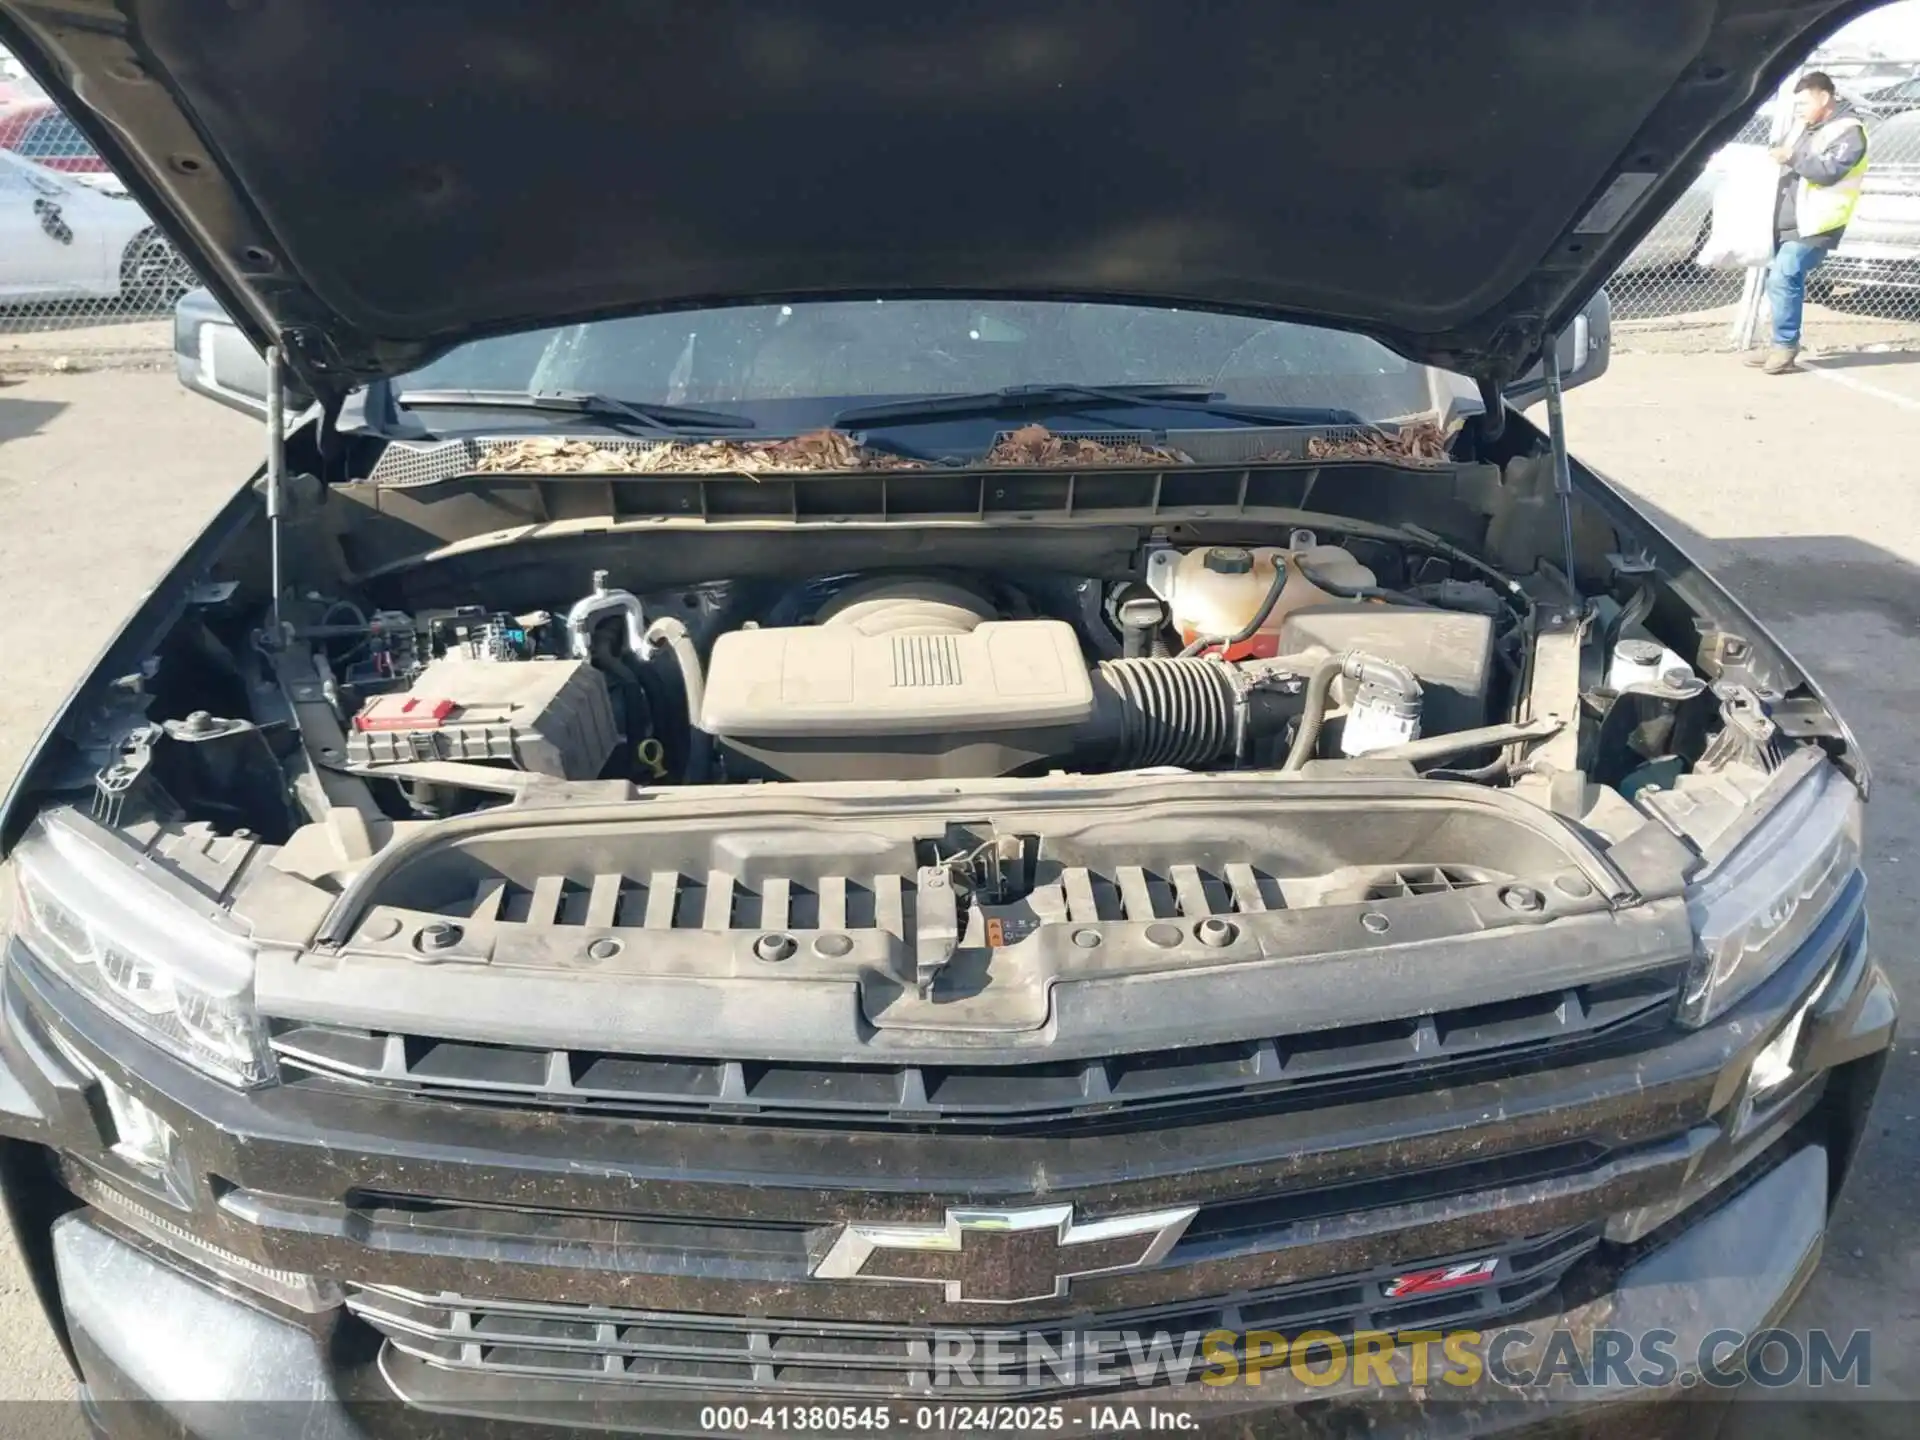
[0,0,1871,398]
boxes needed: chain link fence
[1598,56,1920,356]
[1,59,195,373]
[7,50,1920,374]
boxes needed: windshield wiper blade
[398,388,756,431]
[831,383,1357,430]
[832,384,1207,428]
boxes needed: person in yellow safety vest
[1748,71,1869,375]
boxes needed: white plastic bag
[1695,143,1781,270]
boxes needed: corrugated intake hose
[1091,658,1240,768]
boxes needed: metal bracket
[1517,606,1589,792]
[1143,545,1179,605]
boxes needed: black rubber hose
[1280,651,1422,770]
[1282,654,1348,771]
[1603,582,1655,655]
[1293,558,1434,609]
[644,616,711,783]
[1177,561,1291,658]
[1396,524,1531,617]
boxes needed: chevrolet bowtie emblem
[813,1203,1199,1304]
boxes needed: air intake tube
[1073,656,1312,769]
[1090,658,1237,767]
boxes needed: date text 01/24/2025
[698,1405,1197,1431]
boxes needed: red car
[0,100,107,175]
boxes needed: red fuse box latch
[353,695,458,732]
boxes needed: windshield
[397,301,1442,423]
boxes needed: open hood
[0,0,1869,400]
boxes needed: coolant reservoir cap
[1203,546,1254,575]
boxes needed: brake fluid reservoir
[1166,542,1376,659]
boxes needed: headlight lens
[11,809,274,1086]
[1680,761,1861,1027]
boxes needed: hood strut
[265,344,288,635]
[1540,346,1580,593]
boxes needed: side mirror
[172,288,310,418]
[1504,288,1612,408]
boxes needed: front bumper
[53,1140,1831,1439]
[0,877,1895,1438]
[1821,249,1920,290]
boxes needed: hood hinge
[1473,377,1506,442]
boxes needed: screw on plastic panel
[416,922,463,952]
[754,933,798,963]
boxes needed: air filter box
[702,620,1095,781]
[1277,605,1497,736]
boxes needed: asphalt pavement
[0,356,1914,1415]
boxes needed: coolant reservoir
[1166,542,1376,659]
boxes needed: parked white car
[1822,109,1920,292]
[0,145,192,306]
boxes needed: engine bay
[270,533,1532,805]
[82,512,1805,866]
[8,408,1860,1024]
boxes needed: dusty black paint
[0,886,1882,1338]
[0,0,1881,397]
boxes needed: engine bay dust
[221,535,1529,817]
[87,514,1798,860]
[31,408,1853,1023]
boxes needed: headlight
[11,809,274,1086]
[1680,760,1861,1027]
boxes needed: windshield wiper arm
[397,388,756,431]
[831,383,1358,430]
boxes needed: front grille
[349,1225,1598,1398]
[222,1134,1613,1288]
[272,967,1679,1130]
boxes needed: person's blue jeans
[1766,239,1830,348]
